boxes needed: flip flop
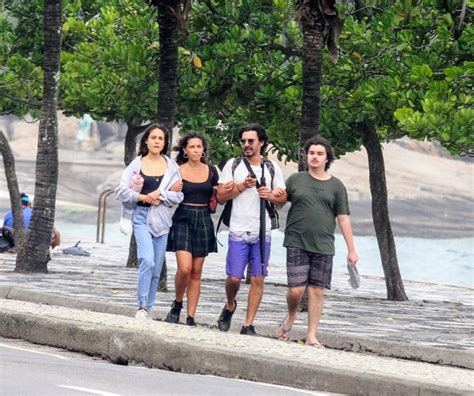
[275,316,292,341]
[347,262,360,289]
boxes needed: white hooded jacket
[114,155,183,237]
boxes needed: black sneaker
[240,325,258,336]
[186,316,197,326]
[217,300,237,332]
[165,300,182,323]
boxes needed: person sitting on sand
[2,193,61,252]
[2,193,33,251]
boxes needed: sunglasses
[239,138,257,145]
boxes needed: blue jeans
[133,206,168,312]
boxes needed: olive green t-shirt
[283,171,350,255]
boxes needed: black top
[182,165,219,205]
[137,171,163,207]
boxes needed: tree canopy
[61,0,159,125]
[1,0,472,158]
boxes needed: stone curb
[0,285,472,370]
[0,302,471,396]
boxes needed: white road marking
[0,343,68,360]
[58,385,121,396]
[164,371,336,395]
[231,378,334,395]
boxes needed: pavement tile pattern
[0,239,472,352]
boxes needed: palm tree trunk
[155,0,181,290]
[296,2,326,310]
[359,122,408,301]
[15,0,61,273]
[157,0,179,134]
[298,5,325,171]
[0,131,26,247]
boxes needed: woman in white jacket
[115,124,183,319]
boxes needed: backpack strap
[232,156,243,176]
[216,157,243,237]
[261,160,277,223]
[241,157,275,188]
[263,159,275,188]
[241,157,261,188]
[216,157,278,236]
[241,157,278,221]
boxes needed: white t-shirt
[219,158,286,233]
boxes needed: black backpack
[0,235,9,253]
[216,157,279,234]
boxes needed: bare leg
[175,251,192,302]
[186,257,205,318]
[306,286,325,345]
[244,276,264,326]
[284,286,306,329]
[225,276,240,311]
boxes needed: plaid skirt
[167,204,217,257]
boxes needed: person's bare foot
[305,338,325,348]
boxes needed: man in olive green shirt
[275,136,358,347]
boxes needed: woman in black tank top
[116,123,183,320]
[165,132,219,326]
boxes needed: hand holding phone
[244,174,257,189]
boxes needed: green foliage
[181,0,472,160]
[317,0,473,156]
[178,0,301,163]
[2,0,472,160]
[388,1,473,156]
[0,1,44,117]
[60,0,159,125]
[394,61,473,155]
[0,0,103,117]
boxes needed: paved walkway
[0,239,472,365]
[1,298,472,396]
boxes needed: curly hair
[175,132,208,165]
[304,136,335,170]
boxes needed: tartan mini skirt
[167,204,217,257]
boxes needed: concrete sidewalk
[0,299,472,395]
[0,241,473,394]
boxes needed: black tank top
[182,165,219,205]
[137,171,163,207]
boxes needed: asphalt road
[0,337,338,396]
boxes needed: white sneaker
[135,308,148,319]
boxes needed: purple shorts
[226,233,271,278]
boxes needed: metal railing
[96,189,114,243]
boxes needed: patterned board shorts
[167,204,217,257]
[286,246,334,289]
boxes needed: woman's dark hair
[238,123,268,155]
[304,136,335,170]
[138,123,170,157]
[175,132,208,165]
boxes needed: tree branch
[0,92,42,108]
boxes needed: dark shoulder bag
[208,165,218,214]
